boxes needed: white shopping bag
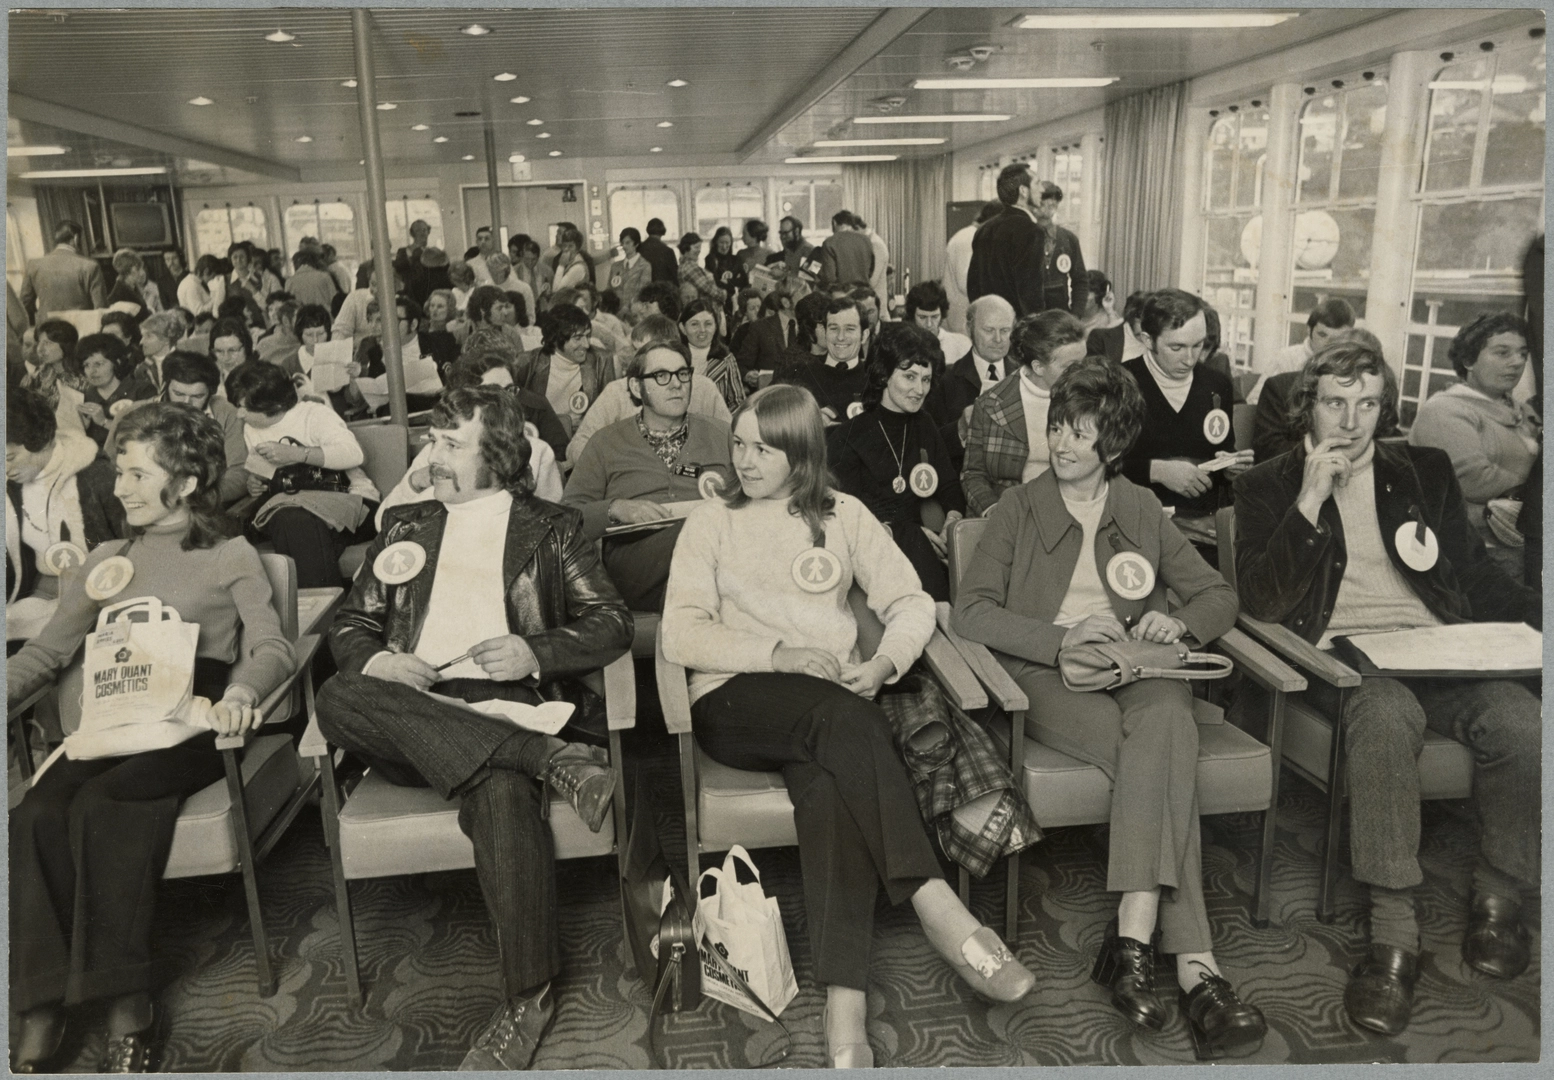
[65,595,204,760]
[692,845,799,1019]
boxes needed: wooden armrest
[920,629,988,712]
[935,603,1028,712]
[8,684,51,723]
[604,648,637,732]
[1214,626,1306,694]
[653,625,694,736]
[1237,614,1361,688]
[217,634,323,751]
[299,710,330,760]
[228,493,261,520]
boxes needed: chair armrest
[654,625,694,736]
[604,649,636,732]
[1214,626,1306,694]
[1237,614,1361,689]
[228,493,262,521]
[7,684,51,723]
[920,629,988,712]
[934,603,1028,712]
[216,634,323,751]
[298,710,330,759]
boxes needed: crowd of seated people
[4,203,1541,1073]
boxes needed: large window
[6,197,44,296]
[1403,39,1545,425]
[282,201,359,272]
[1051,144,1083,230]
[608,185,681,243]
[192,204,269,259]
[777,178,843,243]
[384,197,444,253]
[694,184,763,243]
[1200,104,1269,370]
[1288,79,1387,344]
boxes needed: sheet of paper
[310,337,354,393]
[1342,622,1542,673]
[419,690,575,734]
[602,500,705,536]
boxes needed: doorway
[460,181,587,255]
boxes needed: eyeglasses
[641,368,693,386]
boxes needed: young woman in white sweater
[662,384,1034,1069]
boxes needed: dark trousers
[258,504,377,589]
[889,519,950,603]
[1307,676,1541,894]
[690,673,942,990]
[602,522,683,612]
[10,732,224,1011]
[315,672,560,998]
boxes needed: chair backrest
[946,515,989,602]
[1232,402,1256,453]
[351,423,409,499]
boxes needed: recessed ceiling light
[526,118,544,126]
[358,159,365,165]
[295,135,313,143]
[187,96,214,106]
[433,136,449,143]
[509,96,531,105]
[667,79,688,87]
[376,102,397,111]
[462,154,476,160]
[657,121,674,128]
[650,146,663,153]
[411,123,429,131]
[1017,13,1296,29]
[912,77,1117,90]
[20,166,168,179]
[7,145,70,156]
[852,114,1010,124]
[549,150,562,157]
[508,153,525,163]
[264,29,296,43]
[493,72,517,82]
[785,155,898,164]
[460,24,490,36]
[341,79,357,88]
[535,132,552,139]
[813,137,946,147]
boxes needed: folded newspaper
[1337,622,1542,673]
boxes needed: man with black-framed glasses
[562,340,734,610]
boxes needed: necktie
[988,363,998,383]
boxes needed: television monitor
[110,202,173,247]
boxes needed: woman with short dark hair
[75,333,156,447]
[678,298,744,411]
[225,361,379,587]
[22,319,88,435]
[704,226,747,320]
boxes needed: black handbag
[266,437,351,496]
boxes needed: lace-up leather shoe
[1180,972,1266,1058]
[543,744,615,833]
[1462,893,1530,979]
[460,984,555,1071]
[1344,944,1418,1036]
[1091,919,1166,1031]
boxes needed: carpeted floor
[35,734,1539,1072]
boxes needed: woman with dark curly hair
[826,322,965,600]
[1409,312,1540,581]
[8,402,296,1072]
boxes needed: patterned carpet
[32,730,1541,1071]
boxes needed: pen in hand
[435,651,472,672]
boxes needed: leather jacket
[329,493,634,699]
[1232,440,1539,644]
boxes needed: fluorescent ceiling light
[20,166,167,179]
[7,145,69,156]
[433,136,449,143]
[460,24,490,36]
[853,114,1009,124]
[527,118,544,126]
[341,79,357,88]
[376,102,397,111]
[462,154,475,160]
[549,150,562,157]
[265,29,296,43]
[786,155,898,163]
[535,132,552,139]
[1018,13,1295,29]
[667,79,688,87]
[187,96,214,106]
[813,137,945,147]
[509,96,531,104]
[494,72,517,82]
[913,77,1117,90]
[295,135,313,143]
[657,121,674,128]
[650,146,663,153]
[411,123,429,131]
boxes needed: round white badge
[610,275,623,288]
[1203,408,1231,446]
[791,547,843,594]
[1056,253,1072,273]
[697,471,724,500]
[1105,551,1156,601]
[84,555,135,601]
[845,401,864,419]
[568,390,590,416]
[909,462,939,497]
[43,541,87,576]
[1394,523,1439,572]
[374,541,427,585]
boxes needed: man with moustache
[562,341,733,611]
[315,385,633,1070]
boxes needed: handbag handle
[1131,651,1234,681]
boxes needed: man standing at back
[637,218,680,284]
[967,163,1048,319]
[21,221,106,322]
[1033,182,1086,316]
[767,216,816,283]
[819,211,875,291]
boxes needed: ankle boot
[542,743,615,833]
[1091,919,1167,1031]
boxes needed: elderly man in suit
[20,221,106,322]
[315,385,633,1070]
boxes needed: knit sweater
[562,413,733,539]
[662,491,935,705]
[7,521,296,707]
[1408,382,1540,531]
[1121,356,1237,518]
[241,400,379,499]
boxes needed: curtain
[841,155,948,294]
[1099,80,1187,296]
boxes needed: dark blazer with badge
[966,205,1047,319]
[329,495,634,700]
[951,470,1237,667]
[607,256,651,311]
[1041,225,1087,317]
[1120,357,1237,519]
[1232,440,1540,645]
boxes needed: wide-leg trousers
[315,671,560,998]
[690,672,943,991]
[1006,659,1212,955]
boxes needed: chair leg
[221,746,275,997]
[1253,689,1287,929]
[1317,690,1348,925]
[678,733,702,896]
[609,730,628,879]
[319,750,364,1006]
[1005,709,1024,944]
